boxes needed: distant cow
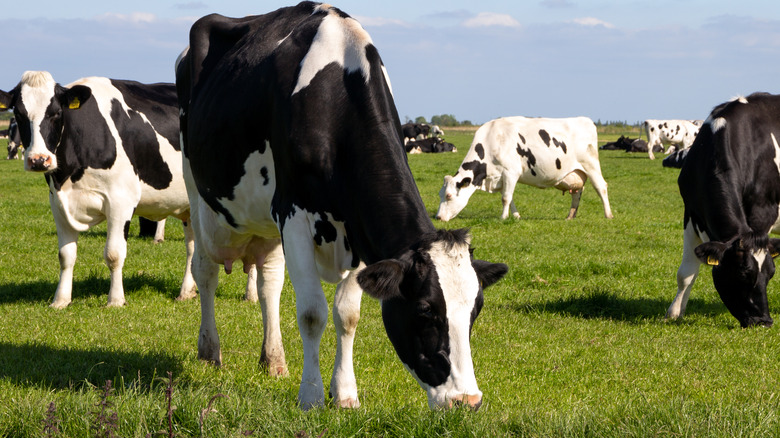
[431,125,445,137]
[600,135,659,153]
[436,116,613,221]
[405,137,457,154]
[5,117,21,159]
[643,119,701,160]
[667,93,780,327]
[177,3,507,410]
[661,147,690,168]
[401,122,430,143]
[0,72,198,308]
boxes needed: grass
[1,129,780,437]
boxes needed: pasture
[1,129,779,437]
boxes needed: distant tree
[431,114,459,126]
[414,116,427,124]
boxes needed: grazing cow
[401,122,430,143]
[643,119,701,160]
[405,137,457,154]
[0,72,198,308]
[176,2,507,410]
[6,117,21,159]
[661,147,690,169]
[436,116,613,221]
[666,93,780,327]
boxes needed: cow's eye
[416,303,432,317]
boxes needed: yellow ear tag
[772,252,780,258]
[0,103,6,109]
[707,256,719,266]
[69,97,80,109]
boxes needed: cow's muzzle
[27,154,53,172]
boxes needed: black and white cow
[176,2,507,410]
[667,93,780,327]
[436,116,613,221]
[405,137,457,154]
[643,119,702,160]
[401,122,430,143]
[0,72,199,308]
[6,117,21,159]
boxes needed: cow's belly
[50,169,139,231]
[135,179,190,221]
[516,153,585,189]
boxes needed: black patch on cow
[110,80,181,150]
[539,129,551,146]
[313,217,338,246]
[123,220,131,240]
[516,144,537,168]
[553,137,568,154]
[110,99,173,190]
[261,166,269,185]
[518,133,526,144]
[474,143,485,160]
[555,158,561,169]
[460,160,488,187]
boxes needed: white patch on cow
[754,248,768,273]
[710,117,727,133]
[771,133,780,176]
[423,238,481,408]
[730,95,748,104]
[215,147,278,236]
[19,71,58,169]
[292,10,372,95]
[301,207,353,283]
[381,65,393,96]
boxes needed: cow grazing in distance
[6,117,21,159]
[0,72,199,308]
[405,137,457,154]
[667,93,780,327]
[643,119,702,160]
[177,2,507,410]
[436,116,613,221]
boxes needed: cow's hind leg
[667,220,703,320]
[256,240,288,377]
[104,212,133,307]
[580,158,613,218]
[500,171,520,219]
[51,218,79,309]
[192,239,223,365]
[176,217,198,300]
[330,266,364,408]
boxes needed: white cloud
[463,12,520,28]
[570,17,615,28]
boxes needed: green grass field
[1,129,779,437]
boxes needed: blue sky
[2,1,780,124]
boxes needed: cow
[600,135,658,153]
[138,216,166,242]
[431,125,445,138]
[6,117,21,159]
[643,119,702,160]
[666,93,780,328]
[0,71,200,308]
[401,122,430,143]
[436,116,613,221]
[176,2,508,410]
[661,147,690,169]
[405,137,457,154]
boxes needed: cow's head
[0,71,92,172]
[695,233,780,328]
[358,229,508,409]
[435,173,478,222]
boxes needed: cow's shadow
[0,342,184,391]
[512,289,727,324]
[0,273,175,305]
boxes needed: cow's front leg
[257,240,288,377]
[51,221,79,309]
[282,216,328,410]
[500,172,520,219]
[667,220,703,320]
[104,214,131,307]
[330,266,364,408]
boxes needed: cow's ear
[769,238,780,258]
[695,241,728,266]
[358,259,407,301]
[456,177,472,189]
[472,260,508,289]
[61,85,92,110]
[0,90,12,110]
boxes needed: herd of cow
[1,1,780,410]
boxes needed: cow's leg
[177,217,198,300]
[51,221,79,309]
[257,240,288,377]
[193,238,223,365]
[282,216,329,410]
[648,140,658,160]
[580,160,613,219]
[566,189,583,220]
[667,221,703,320]
[104,212,132,307]
[330,266,364,408]
[154,218,166,243]
[500,172,520,219]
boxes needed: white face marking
[754,248,768,273]
[292,11,373,95]
[422,238,481,407]
[436,174,476,221]
[19,71,58,169]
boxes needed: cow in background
[437,116,613,221]
[401,122,430,143]
[177,3,507,410]
[643,119,702,160]
[405,137,457,153]
[6,117,21,159]
[667,93,780,327]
